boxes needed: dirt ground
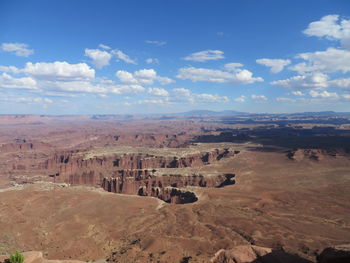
[0,141,349,263]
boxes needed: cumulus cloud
[309,90,339,98]
[0,61,147,96]
[303,14,350,49]
[292,91,304,96]
[98,44,111,50]
[111,50,137,64]
[177,66,263,84]
[251,94,267,101]
[137,98,171,106]
[276,97,295,102]
[234,95,246,102]
[328,77,350,89]
[0,73,37,90]
[256,58,291,73]
[183,50,225,62]
[148,87,169,97]
[272,73,350,90]
[84,48,112,69]
[145,40,167,46]
[146,58,159,64]
[172,88,229,103]
[291,48,350,74]
[271,72,329,89]
[116,69,174,86]
[0,95,53,104]
[24,61,95,81]
[223,63,244,71]
[1,43,34,57]
[0,65,21,74]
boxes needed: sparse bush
[9,251,24,263]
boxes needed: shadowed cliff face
[40,148,237,204]
[2,144,236,204]
[42,148,234,186]
[102,173,235,204]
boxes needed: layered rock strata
[43,148,234,186]
[102,173,235,204]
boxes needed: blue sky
[0,0,350,114]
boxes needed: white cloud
[292,91,304,96]
[145,40,167,46]
[148,87,169,97]
[271,72,329,89]
[115,70,138,84]
[84,48,112,69]
[272,73,350,90]
[1,43,34,57]
[276,97,295,102]
[0,73,37,90]
[0,65,21,74]
[256,58,291,73]
[223,63,244,71]
[146,58,159,64]
[291,48,350,74]
[0,61,148,97]
[309,90,339,98]
[110,84,145,94]
[0,95,53,104]
[183,50,225,62]
[251,94,267,101]
[17,97,53,104]
[24,61,95,81]
[137,98,171,106]
[172,88,229,103]
[195,93,229,103]
[111,50,137,64]
[177,66,263,84]
[303,14,350,49]
[116,69,174,85]
[328,77,350,89]
[99,44,111,50]
[234,95,246,103]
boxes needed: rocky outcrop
[0,140,52,152]
[211,245,273,263]
[43,148,234,186]
[102,173,235,204]
[286,149,348,161]
[317,244,350,263]
[211,245,312,263]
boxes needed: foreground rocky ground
[0,115,350,262]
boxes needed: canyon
[0,115,349,263]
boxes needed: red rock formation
[101,173,235,203]
[287,148,348,161]
[210,245,312,263]
[43,148,234,186]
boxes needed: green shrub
[9,251,24,263]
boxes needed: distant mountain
[177,110,247,116]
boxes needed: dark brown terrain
[0,113,349,263]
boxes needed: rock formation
[210,245,313,263]
[286,148,349,161]
[317,244,350,263]
[102,173,235,204]
[42,148,234,186]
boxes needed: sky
[0,0,350,114]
